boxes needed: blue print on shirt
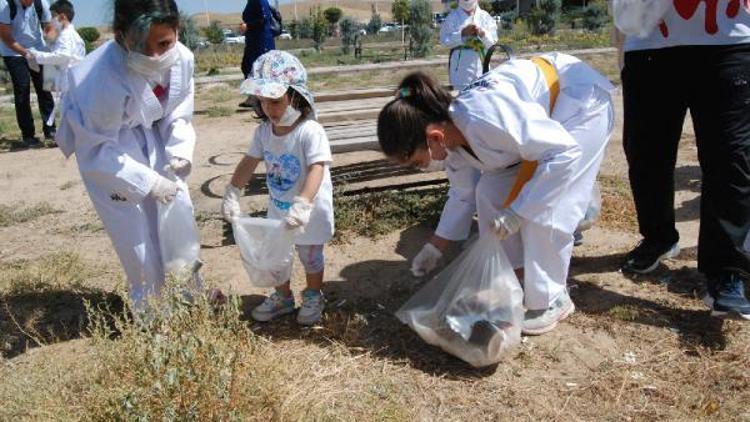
[264,152,302,195]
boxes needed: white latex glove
[221,184,241,221]
[25,52,40,73]
[167,157,191,178]
[150,175,180,204]
[491,208,523,240]
[411,243,443,277]
[285,196,313,230]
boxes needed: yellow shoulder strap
[502,56,560,209]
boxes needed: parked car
[278,31,292,40]
[223,35,245,45]
[358,28,367,36]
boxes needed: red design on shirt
[662,0,750,37]
[153,84,166,99]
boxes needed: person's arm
[230,155,261,189]
[0,24,27,55]
[440,13,465,48]
[433,156,481,250]
[478,12,498,49]
[29,31,82,65]
[298,162,324,202]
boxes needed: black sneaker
[621,240,680,274]
[703,273,750,321]
[22,137,43,149]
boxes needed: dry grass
[0,202,62,228]
[332,185,448,242]
[598,174,638,232]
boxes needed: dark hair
[113,0,180,48]
[50,0,74,22]
[251,88,314,122]
[377,71,453,161]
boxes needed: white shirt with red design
[625,1,750,51]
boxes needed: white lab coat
[436,53,615,310]
[56,40,197,311]
[29,23,85,93]
[440,7,497,90]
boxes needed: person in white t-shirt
[611,1,750,320]
[222,50,334,326]
[440,0,497,90]
[377,54,614,335]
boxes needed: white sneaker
[297,289,325,326]
[251,291,295,322]
[522,291,575,336]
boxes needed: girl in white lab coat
[221,50,334,326]
[440,0,497,90]
[56,0,202,312]
[378,54,614,335]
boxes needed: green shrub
[582,0,609,32]
[526,0,561,35]
[367,13,382,35]
[179,13,201,51]
[340,17,358,54]
[203,21,225,45]
[409,0,433,58]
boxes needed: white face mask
[275,104,302,127]
[459,0,477,12]
[52,18,63,32]
[127,45,179,80]
[421,158,445,173]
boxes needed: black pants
[623,44,750,278]
[3,55,55,139]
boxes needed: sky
[75,0,260,27]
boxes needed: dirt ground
[1,86,749,420]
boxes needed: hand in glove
[150,175,180,204]
[221,185,241,221]
[411,243,443,277]
[285,196,313,230]
[167,158,191,178]
[491,208,523,240]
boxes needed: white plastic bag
[396,235,524,367]
[157,181,202,277]
[612,0,671,37]
[43,64,59,92]
[232,217,295,288]
[577,182,602,232]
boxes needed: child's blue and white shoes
[251,291,295,322]
[297,289,325,326]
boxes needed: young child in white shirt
[26,0,84,137]
[222,50,334,326]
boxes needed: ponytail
[377,71,452,161]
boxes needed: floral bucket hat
[239,50,315,110]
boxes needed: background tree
[479,0,493,13]
[311,7,329,51]
[202,21,225,44]
[299,17,313,39]
[367,13,382,34]
[409,0,433,57]
[77,26,100,52]
[392,0,410,24]
[582,0,609,32]
[287,19,300,39]
[179,13,200,51]
[526,0,561,35]
[339,16,358,54]
[323,6,343,35]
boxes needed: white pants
[476,87,614,310]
